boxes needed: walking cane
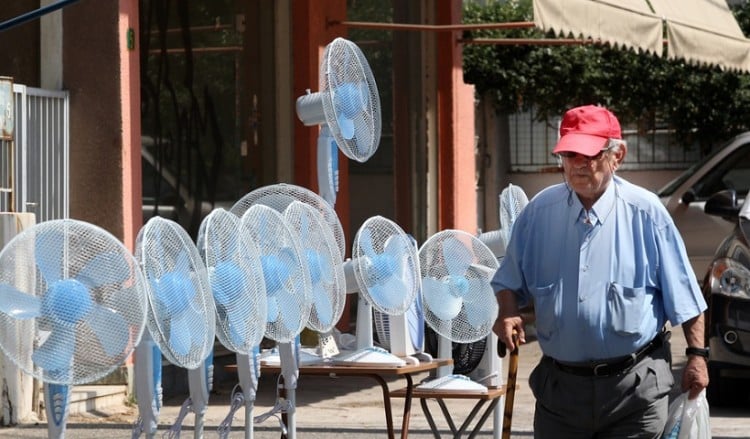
[500,332,520,439]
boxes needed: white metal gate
[0,84,69,221]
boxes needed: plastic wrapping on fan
[0,219,148,385]
[197,208,267,355]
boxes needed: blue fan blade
[76,252,130,288]
[422,277,462,321]
[370,275,407,311]
[267,296,280,324]
[228,312,248,347]
[359,228,375,258]
[336,114,355,140]
[283,292,303,334]
[0,284,41,319]
[89,304,129,357]
[32,326,75,373]
[312,284,333,327]
[463,280,498,328]
[170,311,193,356]
[35,230,65,284]
[443,237,473,277]
[384,236,409,280]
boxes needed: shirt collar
[577,179,617,226]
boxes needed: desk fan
[232,183,346,363]
[0,219,148,438]
[335,215,420,367]
[239,204,312,439]
[197,208,267,439]
[418,230,499,394]
[133,217,216,439]
[295,37,381,204]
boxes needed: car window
[693,142,750,199]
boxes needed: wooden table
[390,385,506,439]
[226,358,452,439]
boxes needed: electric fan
[418,230,499,394]
[197,208,268,439]
[0,219,148,438]
[239,204,312,439]
[335,215,420,367]
[295,37,381,204]
[233,183,346,363]
[498,183,528,250]
[133,217,216,439]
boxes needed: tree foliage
[462,0,750,153]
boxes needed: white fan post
[134,333,162,439]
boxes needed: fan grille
[136,217,216,369]
[198,209,267,355]
[352,216,419,315]
[230,183,346,260]
[320,37,381,163]
[240,204,312,343]
[0,219,147,385]
[499,184,529,248]
[283,201,345,333]
[419,230,499,344]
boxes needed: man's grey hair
[607,138,626,152]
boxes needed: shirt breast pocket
[529,281,562,340]
[607,283,646,336]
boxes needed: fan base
[332,346,407,367]
[416,374,488,394]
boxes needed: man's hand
[493,289,526,352]
[681,314,709,399]
[682,355,709,399]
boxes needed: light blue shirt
[491,176,706,362]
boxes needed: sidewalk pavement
[3,326,749,438]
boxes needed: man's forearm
[682,313,706,348]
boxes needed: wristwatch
[685,346,710,358]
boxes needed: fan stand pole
[278,342,299,439]
[236,352,258,439]
[43,382,69,439]
[134,333,161,439]
[355,299,374,349]
[187,363,210,439]
[436,334,453,378]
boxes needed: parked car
[701,189,750,406]
[658,131,750,278]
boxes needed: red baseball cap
[552,105,622,157]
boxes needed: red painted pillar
[436,1,477,233]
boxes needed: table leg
[420,398,442,439]
[368,374,395,439]
[400,373,415,439]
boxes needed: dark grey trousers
[529,341,673,439]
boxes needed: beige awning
[533,0,750,72]
[651,0,750,71]
[533,0,663,55]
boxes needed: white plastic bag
[662,390,711,439]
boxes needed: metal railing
[0,84,69,221]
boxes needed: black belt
[550,333,665,377]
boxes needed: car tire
[707,361,750,406]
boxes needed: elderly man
[492,105,708,438]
